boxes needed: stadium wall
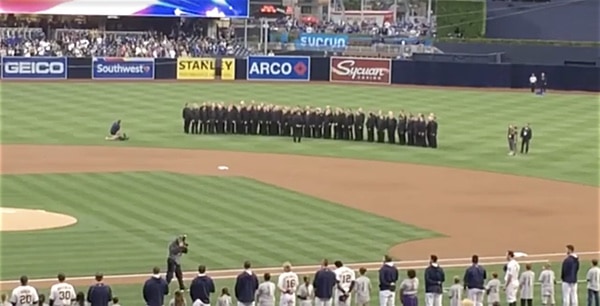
[1,57,598,92]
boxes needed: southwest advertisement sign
[221,58,235,80]
[329,57,391,84]
[177,58,216,80]
[295,33,348,51]
[92,57,155,80]
[247,56,310,81]
[1,57,67,79]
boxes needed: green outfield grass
[7,262,594,306]
[0,82,598,185]
[0,172,435,280]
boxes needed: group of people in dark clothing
[182,102,439,148]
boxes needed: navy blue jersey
[110,122,120,135]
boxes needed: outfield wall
[1,56,598,91]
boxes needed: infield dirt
[0,144,597,287]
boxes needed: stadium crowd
[0,10,435,57]
[4,246,598,306]
[181,102,439,147]
[0,16,251,58]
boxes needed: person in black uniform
[520,123,532,154]
[200,103,208,134]
[416,115,428,147]
[228,104,238,134]
[323,108,333,139]
[426,114,438,148]
[265,105,274,136]
[292,110,304,143]
[207,103,216,134]
[354,108,365,141]
[540,72,547,93]
[282,108,291,136]
[216,104,226,134]
[343,109,352,140]
[257,105,265,135]
[272,106,282,136]
[305,108,314,138]
[182,103,192,134]
[240,102,249,135]
[366,112,376,142]
[406,115,415,146]
[376,112,387,143]
[313,108,323,138]
[386,111,397,144]
[250,104,258,135]
[332,109,341,140]
[397,112,407,145]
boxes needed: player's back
[50,283,76,306]
[11,285,39,306]
[277,272,299,293]
[354,276,370,298]
[335,267,356,291]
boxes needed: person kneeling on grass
[105,119,129,141]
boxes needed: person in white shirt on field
[518,264,534,306]
[333,261,356,306]
[217,288,232,306]
[297,276,314,306]
[354,268,371,306]
[278,262,299,306]
[50,273,77,306]
[504,251,520,306]
[10,276,39,306]
[529,73,537,93]
[538,263,556,306]
[448,277,463,306]
[256,273,276,306]
[485,273,501,306]
[587,259,600,306]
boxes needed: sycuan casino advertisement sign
[329,57,391,85]
[0,0,250,17]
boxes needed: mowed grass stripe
[236,178,434,240]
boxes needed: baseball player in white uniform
[538,264,556,306]
[256,273,276,306]
[297,276,314,306]
[49,273,76,306]
[10,276,39,306]
[333,261,355,306]
[354,268,371,306]
[518,265,534,306]
[504,251,521,306]
[278,262,299,306]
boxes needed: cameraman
[166,235,188,291]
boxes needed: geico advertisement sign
[4,61,65,75]
[248,62,294,75]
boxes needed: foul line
[1,251,598,285]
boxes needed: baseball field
[0,81,598,305]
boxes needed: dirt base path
[0,144,597,287]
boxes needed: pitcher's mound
[0,207,77,231]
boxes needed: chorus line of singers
[182,102,439,148]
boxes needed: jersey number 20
[19,294,32,304]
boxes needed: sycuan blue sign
[247,56,310,81]
[1,57,67,79]
[294,33,349,51]
[92,57,155,80]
